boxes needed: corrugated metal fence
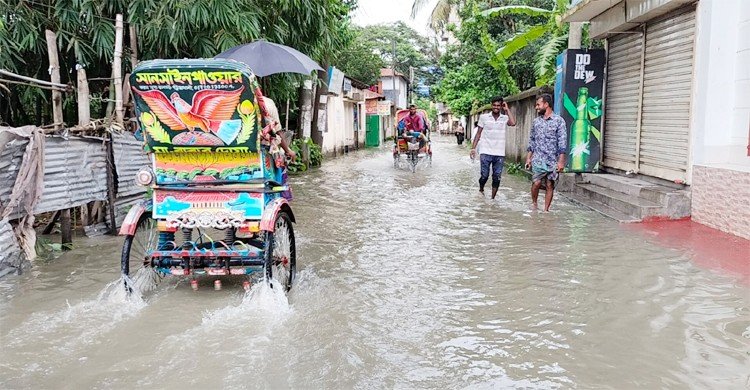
[35,136,109,214]
[0,127,150,274]
[112,131,149,224]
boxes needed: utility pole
[391,38,397,139]
[391,38,397,107]
[409,66,414,104]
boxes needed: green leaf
[494,25,548,61]
[534,34,568,82]
[481,5,553,19]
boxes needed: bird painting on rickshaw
[120,58,298,295]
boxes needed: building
[379,69,409,110]
[321,69,367,155]
[563,0,750,239]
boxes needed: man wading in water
[470,96,516,199]
[525,94,567,211]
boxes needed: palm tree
[410,0,461,35]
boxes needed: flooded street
[1,136,749,389]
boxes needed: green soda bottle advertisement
[554,49,604,173]
[570,87,590,171]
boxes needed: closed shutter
[603,32,643,172]
[639,8,695,181]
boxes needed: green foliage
[332,26,386,85]
[0,0,357,126]
[480,5,552,18]
[337,22,442,91]
[506,161,524,175]
[356,22,438,77]
[287,137,322,174]
[481,0,570,86]
[413,97,437,127]
[433,4,519,116]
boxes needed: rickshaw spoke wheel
[264,212,296,291]
[121,215,159,293]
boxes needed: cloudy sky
[352,0,437,38]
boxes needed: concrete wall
[323,94,346,154]
[470,88,544,162]
[381,76,408,109]
[689,0,750,240]
[323,96,366,155]
[691,0,750,174]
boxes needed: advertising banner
[377,101,391,116]
[554,49,605,172]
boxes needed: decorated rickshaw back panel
[131,59,270,224]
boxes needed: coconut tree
[410,0,463,36]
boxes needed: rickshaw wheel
[121,214,158,293]
[263,212,296,291]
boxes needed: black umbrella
[215,40,324,77]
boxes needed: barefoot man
[525,94,567,211]
[470,96,516,199]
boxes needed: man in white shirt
[470,96,516,199]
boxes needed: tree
[0,0,357,127]
[411,0,462,37]
[357,22,438,77]
[332,26,386,85]
[480,0,569,86]
[433,2,518,116]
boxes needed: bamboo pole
[45,30,64,130]
[129,25,138,68]
[77,66,90,126]
[285,98,290,131]
[113,14,124,125]
[46,29,73,247]
[77,65,92,226]
[0,69,70,89]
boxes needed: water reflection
[1,137,748,388]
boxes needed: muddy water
[1,137,749,389]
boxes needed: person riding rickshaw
[394,105,432,171]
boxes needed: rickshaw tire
[263,211,296,291]
[121,213,154,293]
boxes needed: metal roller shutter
[639,8,695,182]
[603,32,643,172]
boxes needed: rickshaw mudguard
[260,198,295,232]
[119,200,153,236]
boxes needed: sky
[351,0,437,38]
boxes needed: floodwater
[1,136,749,389]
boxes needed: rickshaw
[393,108,432,172]
[119,59,296,293]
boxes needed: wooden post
[106,137,118,235]
[128,25,138,68]
[285,98,290,132]
[60,209,72,249]
[113,14,124,125]
[45,30,63,130]
[122,73,132,128]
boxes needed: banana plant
[481,0,571,86]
